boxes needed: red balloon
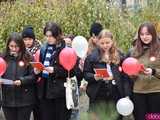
[59,48,77,71]
[122,57,142,75]
[0,57,7,76]
[33,50,40,62]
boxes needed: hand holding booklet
[94,68,110,78]
[30,62,45,71]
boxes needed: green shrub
[80,102,118,120]
[0,0,160,52]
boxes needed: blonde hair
[98,29,120,64]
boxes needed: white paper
[0,78,14,85]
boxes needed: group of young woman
[0,21,160,120]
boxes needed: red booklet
[94,68,110,78]
[30,62,45,71]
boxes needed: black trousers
[39,98,71,120]
[2,105,33,120]
[33,102,41,120]
[133,93,160,120]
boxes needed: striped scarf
[42,44,56,78]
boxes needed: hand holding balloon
[143,68,152,75]
[122,57,144,76]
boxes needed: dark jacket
[83,48,131,102]
[1,55,36,107]
[37,41,83,99]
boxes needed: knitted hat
[90,22,103,36]
[22,26,35,40]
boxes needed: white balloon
[72,36,88,58]
[116,98,134,116]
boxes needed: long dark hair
[133,22,160,57]
[3,32,32,66]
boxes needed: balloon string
[68,71,70,78]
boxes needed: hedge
[0,0,160,52]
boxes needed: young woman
[22,26,41,120]
[83,29,130,119]
[79,22,103,92]
[128,22,160,120]
[63,34,75,48]
[1,32,36,120]
[22,26,41,55]
[35,22,81,120]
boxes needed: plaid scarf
[26,40,41,55]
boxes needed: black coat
[37,41,83,99]
[1,56,36,107]
[83,48,131,102]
